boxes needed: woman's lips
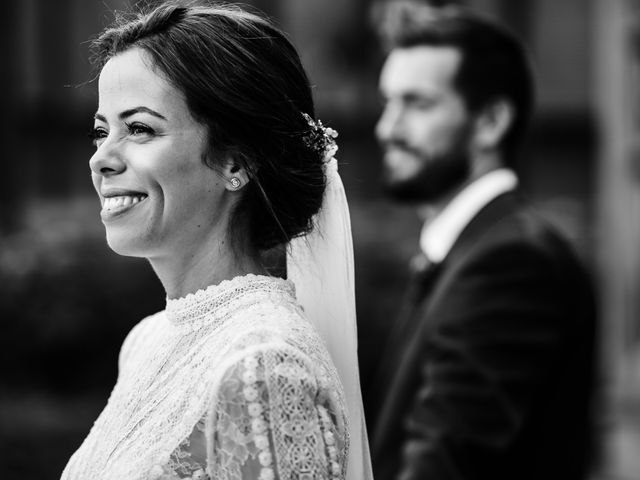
[100,194,148,220]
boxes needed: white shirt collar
[419,168,518,263]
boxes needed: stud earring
[229,177,242,190]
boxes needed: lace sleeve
[210,347,347,480]
[159,346,348,480]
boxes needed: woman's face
[90,47,228,259]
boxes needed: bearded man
[369,4,597,480]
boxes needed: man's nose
[375,103,404,144]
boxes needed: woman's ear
[473,98,515,151]
[221,158,250,192]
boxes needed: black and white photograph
[0,1,638,479]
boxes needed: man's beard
[382,143,470,203]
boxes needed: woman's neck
[148,237,267,300]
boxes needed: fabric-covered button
[243,370,258,384]
[258,450,273,466]
[259,467,275,480]
[252,417,268,434]
[248,402,264,417]
[254,433,270,450]
[243,386,259,402]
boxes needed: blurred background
[0,0,638,478]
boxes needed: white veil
[288,148,373,480]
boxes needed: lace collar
[165,274,295,330]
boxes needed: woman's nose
[89,141,126,177]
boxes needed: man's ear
[473,98,515,151]
[220,158,250,192]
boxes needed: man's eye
[409,99,436,110]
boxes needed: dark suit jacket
[370,192,597,480]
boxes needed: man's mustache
[381,140,422,158]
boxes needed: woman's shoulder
[117,310,166,372]
[191,293,337,388]
[125,309,166,343]
[223,296,328,359]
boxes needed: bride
[61,2,372,479]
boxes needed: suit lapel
[370,258,441,416]
[371,259,443,454]
[385,257,442,360]
[446,191,522,264]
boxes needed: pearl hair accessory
[302,113,338,161]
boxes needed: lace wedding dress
[61,274,349,480]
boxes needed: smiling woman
[89,48,224,286]
[61,2,372,480]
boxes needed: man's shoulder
[456,192,576,258]
[430,193,595,314]
[439,192,594,298]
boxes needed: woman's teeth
[103,195,146,210]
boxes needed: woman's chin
[105,232,148,258]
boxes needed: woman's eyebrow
[93,106,167,123]
[119,106,167,120]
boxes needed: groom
[369,4,597,480]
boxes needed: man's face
[376,45,474,202]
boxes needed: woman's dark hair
[91,1,326,251]
[375,1,535,165]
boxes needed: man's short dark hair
[375,1,535,165]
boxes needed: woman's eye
[127,122,155,137]
[88,127,108,147]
